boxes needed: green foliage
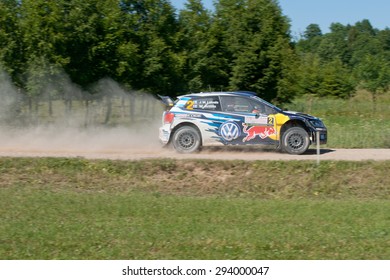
[304,24,322,39]
[318,58,356,98]
[356,54,390,103]
[215,0,295,103]
[0,0,181,95]
[296,19,389,101]
[124,0,182,95]
[0,0,24,85]
[1,0,389,107]
[177,0,218,92]
[0,0,296,103]
[295,54,355,98]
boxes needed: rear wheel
[281,127,310,155]
[172,126,201,153]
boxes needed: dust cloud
[0,69,165,155]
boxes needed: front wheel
[172,126,201,153]
[281,127,310,155]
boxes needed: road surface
[1,147,389,161]
[0,126,389,161]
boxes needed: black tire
[281,126,310,155]
[172,126,201,153]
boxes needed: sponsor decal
[186,113,202,118]
[219,121,241,141]
[175,113,203,119]
[242,124,276,142]
[244,116,268,125]
[194,100,219,110]
[185,99,220,110]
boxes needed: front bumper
[311,128,327,145]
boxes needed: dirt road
[1,146,389,161]
[0,126,389,161]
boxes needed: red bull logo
[242,124,276,142]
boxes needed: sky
[170,0,390,37]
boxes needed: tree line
[0,0,389,109]
[296,20,390,106]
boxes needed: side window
[185,96,221,111]
[221,96,259,113]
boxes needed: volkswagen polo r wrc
[159,91,327,155]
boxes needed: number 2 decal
[186,100,194,110]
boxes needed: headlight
[309,119,325,128]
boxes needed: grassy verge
[289,91,390,148]
[1,157,390,260]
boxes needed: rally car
[159,91,327,155]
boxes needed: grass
[289,91,390,148]
[1,157,390,259]
[1,190,389,259]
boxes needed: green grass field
[1,158,389,260]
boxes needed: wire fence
[1,92,164,129]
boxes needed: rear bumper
[159,125,171,144]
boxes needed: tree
[295,24,323,54]
[19,0,70,70]
[120,0,181,95]
[319,58,355,98]
[177,0,230,92]
[295,53,323,96]
[16,0,69,116]
[348,20,381,67]
[356,54,390,110]
[317,23,351,65]
[214,0,296,103]
[0,1,16,65]
[296,54,355,100]
[0,0,24,86]
[295,19,390,100]
[59,0,126,87]
[304,24,322,39]
[377,28,390,53]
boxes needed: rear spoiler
[158,95,174,109]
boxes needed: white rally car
[159,91,327,155]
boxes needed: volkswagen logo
[219,122,240,141]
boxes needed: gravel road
[1,146,389,161]
[0,126,389,161]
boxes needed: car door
[219,96,278,145]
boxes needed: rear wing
[158,95,175,109]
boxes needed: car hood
[282,111,319,120]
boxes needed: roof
[179,91,258,98]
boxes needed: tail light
[164,112,175,124]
